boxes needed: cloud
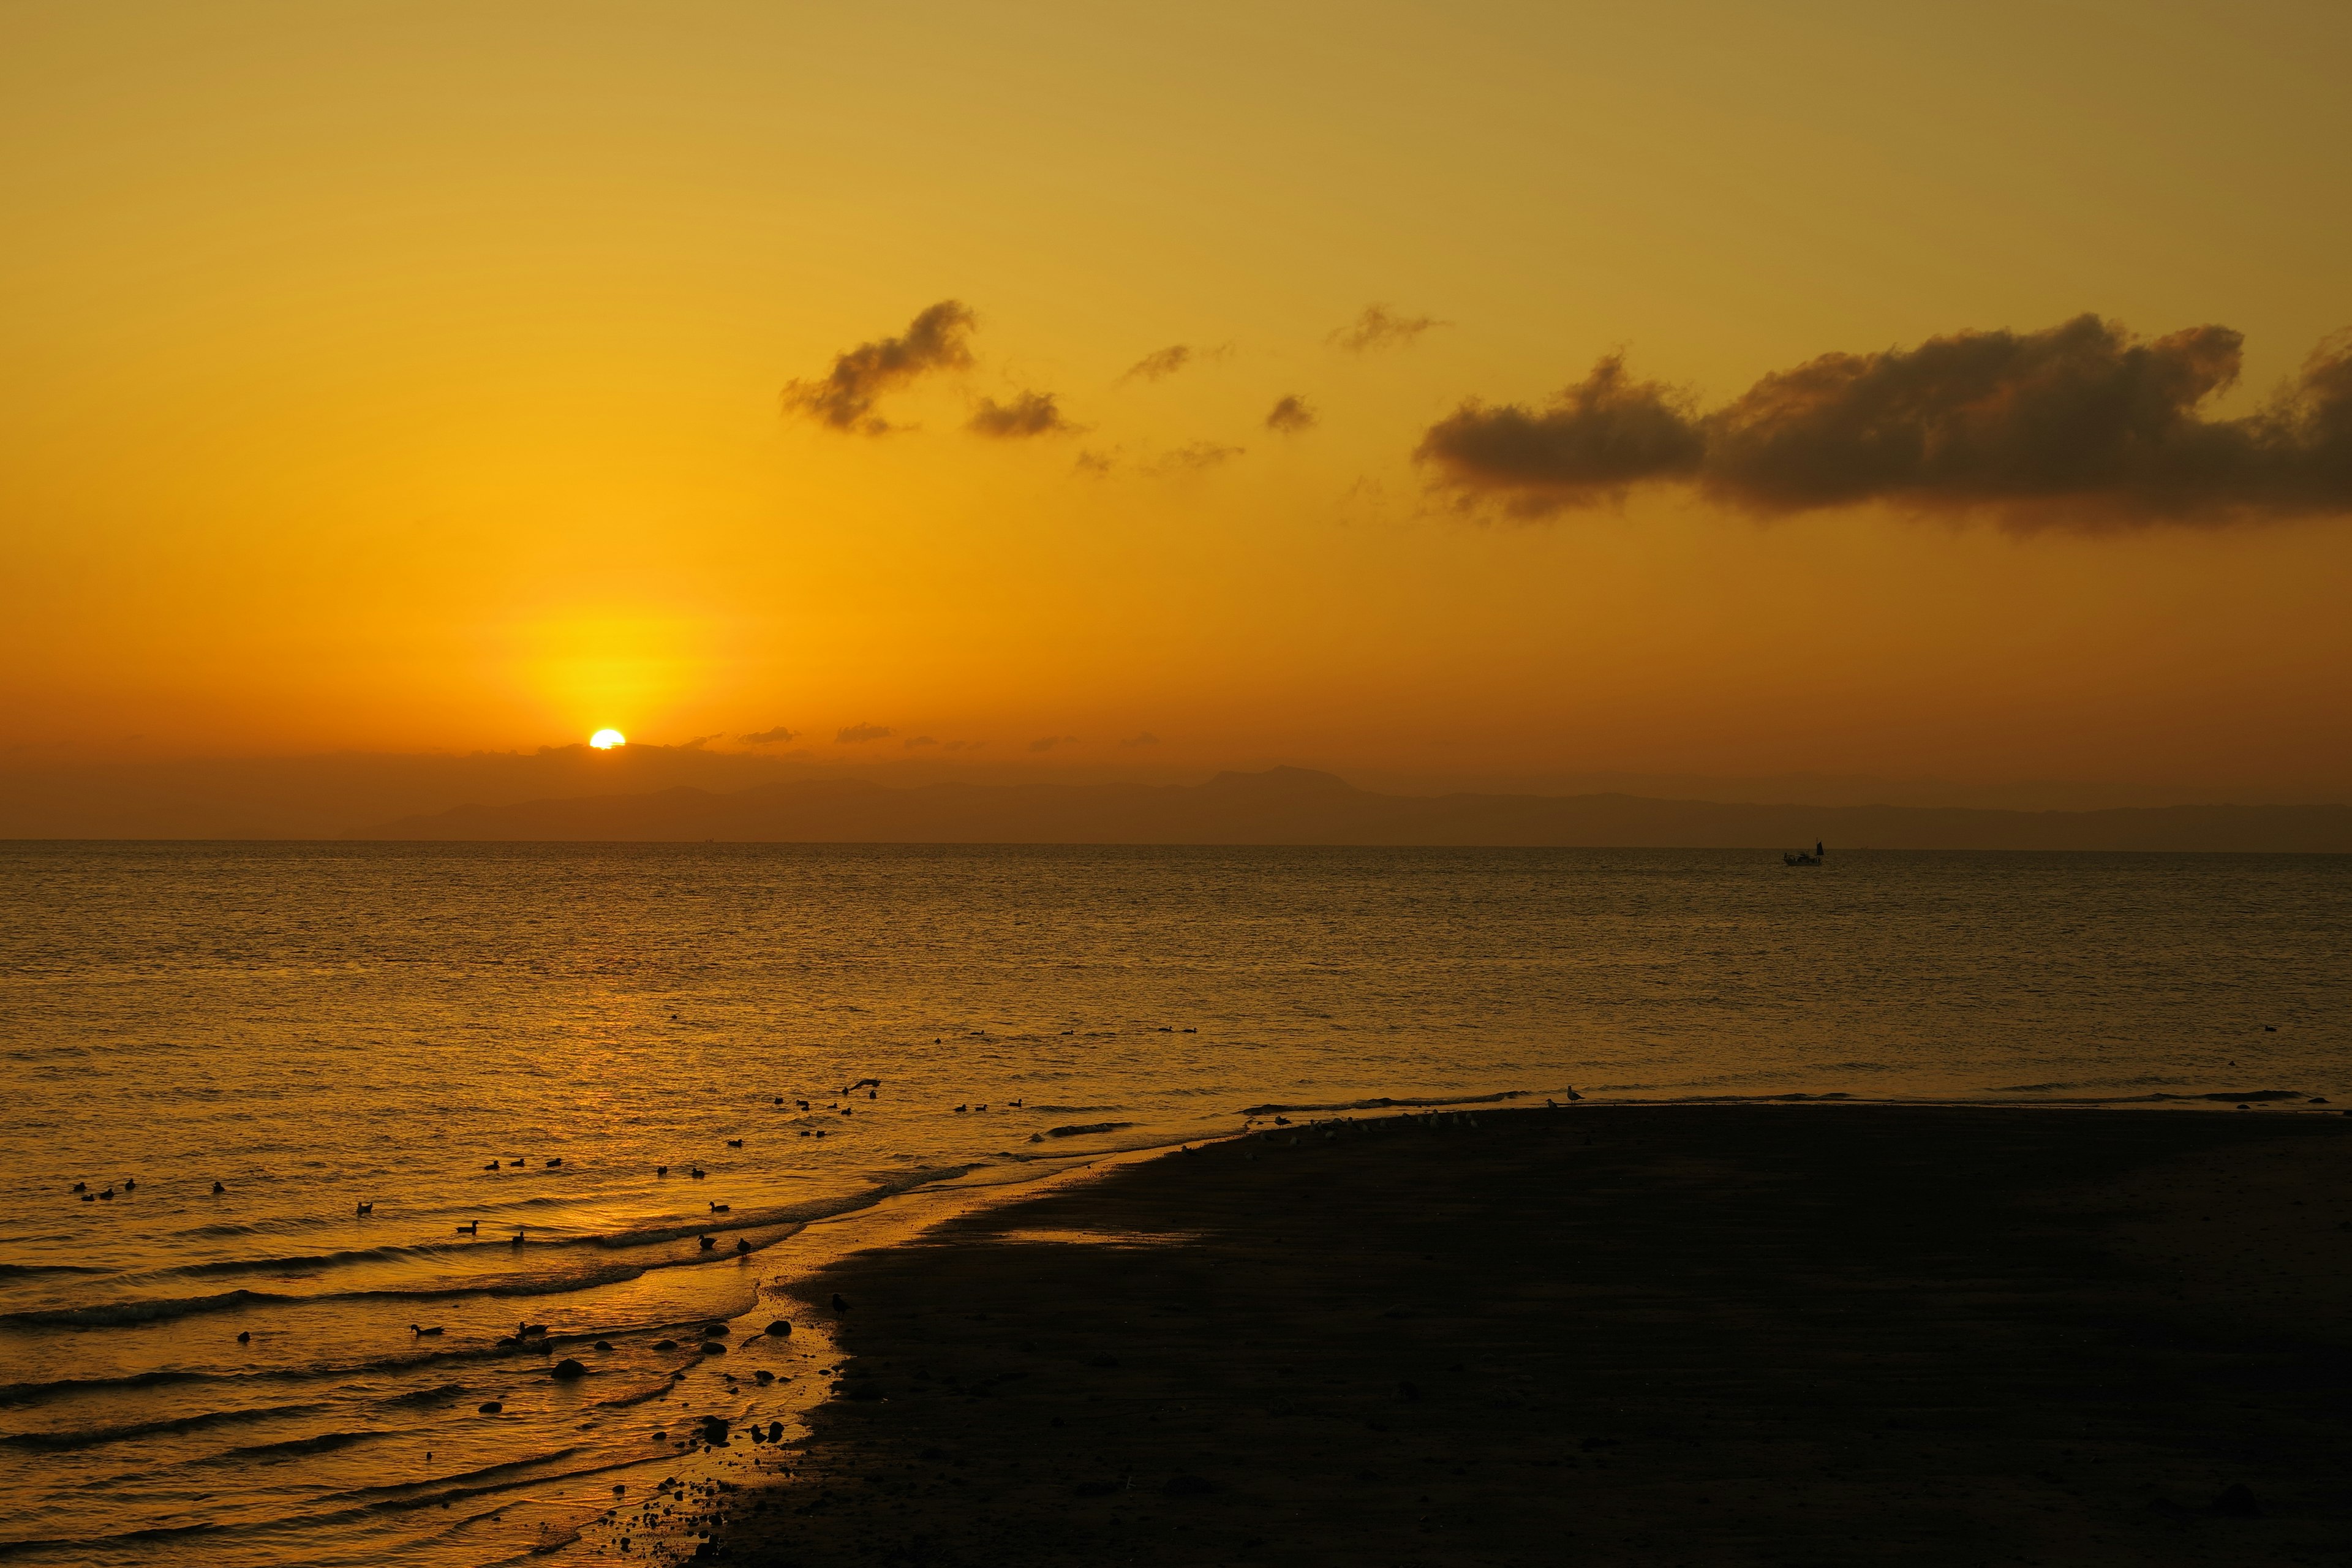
[781,301,976,434]
[1119,343,1231,383]
[1264,394,1318,434]
[1415,354,1705,516]
[836,723,894,744]
[1330,304,1441,353]
[1118,731,1160,748]
[1416,315,2352,529]
[1122,345,1193,382]
[741,725,800,745]
[1073,448,1117,477]
[943,739,986,752]
[1028,734,1080,753]
[904,735,938,748]
[1147,440,1245,476]
[968,390,1076,439]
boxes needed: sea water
[1,842,2346,1564]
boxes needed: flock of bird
[64,1074,1108,1254]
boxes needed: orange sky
[5,1,2349,804]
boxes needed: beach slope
[733,1105,2352,1566]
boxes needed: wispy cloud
[836,722,895,744]
[782,301,976,434]
[1028,734,1080,753]
[1265,394,1317,434]
[1330,304,1442,353]
[1122,345,1193,383]
[1146,440,1245,476]
[1119,343,1231,383]
[1416,315,2352,530]
[741,725,801,745]
[1117,731,1160,748]
[968,390,1076,439]
[904,735,938,748]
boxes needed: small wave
[0,1521,222,1562]
[0,1264,106,1279]
[594,1379,679,1411]
[148,1243,431,1281]
[0,1401,325,1452]
[2,1288,288,1329]
[222,1429,382,1460]
[1239,1090,1529,1115]
[380,1382,470,1409]
[0,1368,214,1409]
[329,1446,586,1502]
[1041,1121,1135,1138]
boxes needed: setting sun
[589,729,626,750]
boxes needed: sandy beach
[717,1104,2352,1567]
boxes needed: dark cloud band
[1417,316,2352,527]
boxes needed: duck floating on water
[411,1324,444,1336]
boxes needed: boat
[1783,840,1825,867]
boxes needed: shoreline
[706,1102,2351,1567]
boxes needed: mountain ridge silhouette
[344,767,2352,852]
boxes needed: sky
[4,0,2350,813]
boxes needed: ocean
[1,842,2345,1565]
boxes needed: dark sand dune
[727,1105,2352,1567]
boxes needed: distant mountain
[347,766,2352,852]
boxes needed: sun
[589,728,627,750]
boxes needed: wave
[327,1446,587,1503]
[0,1264,105,1280]
[221,1429,383,1460]
[1239,1090,1531,1115]
[3,1287,285,1329]
[84,1166,982,1301]
[0,1521,222,1562]
[2181,1089,2304,1102]
[0,1401,325,1452]
[379,1382,470,1408]
[0,1368,216,1409]
[148,1243,437,1281]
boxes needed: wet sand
[724,1105,2352,1566]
